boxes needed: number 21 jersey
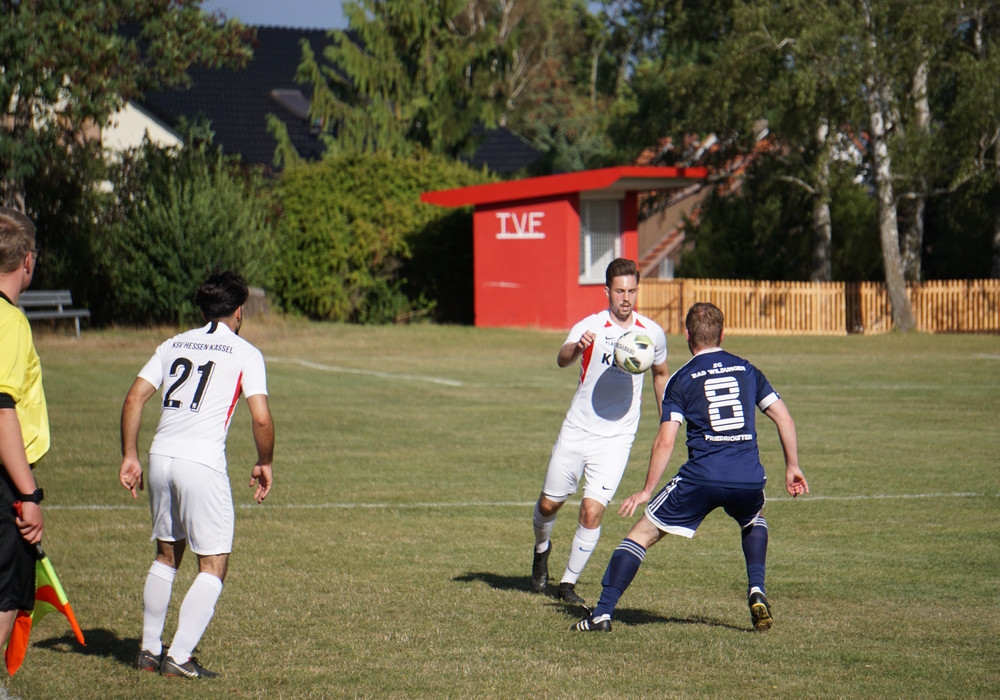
[138,321,268,472]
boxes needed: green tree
[0,0,253,211]
[935,3,1000,278]
[280,0,617,173]
[608,0,1000,330]
[290,0,510,159]
[501,0,618,171]
[608,0,866,283]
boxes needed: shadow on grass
[33,628,139,667]
[613,609,748,632]
[453,571,749,632]
[453,570,535,594]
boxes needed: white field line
[45,491,998,512]
[267,356,464,387]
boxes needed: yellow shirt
[0,295,50,465]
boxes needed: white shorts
[148,454,234,556]
[541,423,635,507]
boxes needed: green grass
[5,319,1000,699]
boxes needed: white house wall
[102,101,181,151]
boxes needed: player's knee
[741,516,767,535]
[579,499,606,528]
[537,495,563,517]
[197,553,229,581]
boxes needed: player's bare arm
[763,399,809,498]
[0,407,44,544]
[246,393,274,503]
[619,419,680,518]
[119,377,156,497]
[651,360,670,420]
[557,330,595,367]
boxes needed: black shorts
[0,474,36,612]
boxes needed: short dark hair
[605,258,638,287]
[195,271,249,320]
[686,302,724,348]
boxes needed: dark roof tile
[139,26,333,169]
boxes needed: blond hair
[686,302,724,348]
[0,207,36,273]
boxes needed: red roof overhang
[421,165,709,208]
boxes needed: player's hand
[577,331,596,351]
[119,458,144,498]
[618,490,651,518]
[249,463,272,503]
[15,500,43,545]
[785,466,809,498]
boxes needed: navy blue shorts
[0,475,36,612]
[644,475,765,539]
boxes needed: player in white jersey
[119,271,274,679]
[531,258,668,607]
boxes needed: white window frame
[578,196,622,284]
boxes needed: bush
[271,151,493,323]
[92,137,276,326]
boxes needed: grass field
[4,318,1000,699]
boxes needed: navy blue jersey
[661,348,780,489]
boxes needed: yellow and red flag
[3,506,86,676]
[4,552,86,676]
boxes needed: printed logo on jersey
[170,341,235,354]
[591,364,633,421]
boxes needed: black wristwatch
[18,488,44,503]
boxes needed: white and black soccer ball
[614,330,655,374]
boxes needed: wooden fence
[639,279,1000,335]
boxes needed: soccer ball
[614,330,655,374]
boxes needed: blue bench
[19,290,91,337]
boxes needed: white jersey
[138,322,267,473]
[561,310,667,437]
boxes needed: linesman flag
[4,505,86,676]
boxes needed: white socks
[562,524,601,584]
[141,561,176,656]
[533,502,556,553]
[166,572,224,663]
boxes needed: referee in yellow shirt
[0,207,48,654]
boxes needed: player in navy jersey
[119,271,274,678]
[531,258,669,607]
[573,302,807,632]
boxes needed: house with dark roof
[105,26,543,176]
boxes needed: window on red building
[579,198,621,284]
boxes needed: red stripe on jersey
[225,372,243,429]
[582,320,614,382]
[579,342,594,383]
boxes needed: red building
[421,166,707,329]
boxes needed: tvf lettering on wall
[495,211,545,240]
